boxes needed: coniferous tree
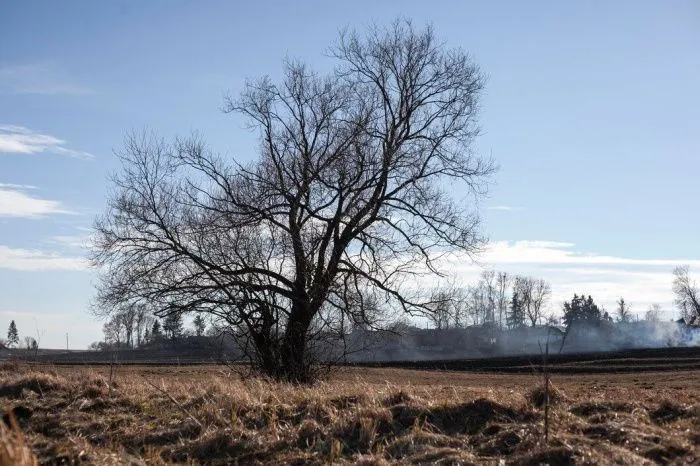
[562,294,603,329]
[151,319,163,340]
[192,314,206,337]
[507,292,525,329]
[7,320,19,348]
[163,313,183,340]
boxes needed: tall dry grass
[0,363,697,464]
[0,414,38,466]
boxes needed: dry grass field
[1,362,698,465]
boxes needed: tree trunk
[281,309,313,383]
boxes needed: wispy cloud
[0,182,38,189]
[0,245,87,271]
[46,234,90,250]
[487,205,522,211]
[0,125,94,160]
[0,63,93,95]
[0,186,74,218]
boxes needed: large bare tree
[91,21,494,382]
[673,265,700,319]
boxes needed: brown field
[1,362,698,465]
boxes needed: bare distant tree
[672,265,700,319]
[425,284,470,329]
[90,20,495,382]
[102,318,124,348]
[426,288,454,329]
[479,270,497,324]
[645,303,662,323]
[513,276,551,327]
[615,297,632,323]
[530,279,552,326]
[494,271,510,329]
[134,306,154,347]
[23,336,37,350]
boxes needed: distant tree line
[424,270,553,330]
[89,306,210,351]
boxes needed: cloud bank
[436,240,694,321]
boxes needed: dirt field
[1,362,698,465]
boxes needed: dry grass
[0,363,698,465]
[0,412,38,466]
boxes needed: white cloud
[0,187,73,218]
[0,245,88,271]
[0,125,94,160]
[0,63,92,95]
[487,205,522,211]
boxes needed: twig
[141,376,204,429]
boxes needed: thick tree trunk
[280,305,313,383]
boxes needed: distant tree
[615,297,633,323]
[494,271,511,329]
[645,303,662,322]
[479,270,497,324]
[142,326,151,344]
[507,292,525,329]
[7,320,19,348]
[559,294,606,353]
[163,313,183,340]
[134,305,153,347]
[513,276,551,326]
[530,279,552,326]
[672,265,700,319]
[102,318,124,348]
[193,314,206,337]
[562,294,602,328]
[544,314,560,326]
[151,319,163,340]
[23,336,37,350]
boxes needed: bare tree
[494,271,510,329]
[23,336,37,350]
[479,269,497,325]
[672,265,700,319]
[530,279,551,326]
[134,305,153,347]
[513,276,550,327]
[102,318,123,348]
[645,303,662,322]
[615,297,632,323]
[425,284,469,329]
[91,20,494,382]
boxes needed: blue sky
[1,1,698,348]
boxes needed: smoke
[341,320,699,362]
